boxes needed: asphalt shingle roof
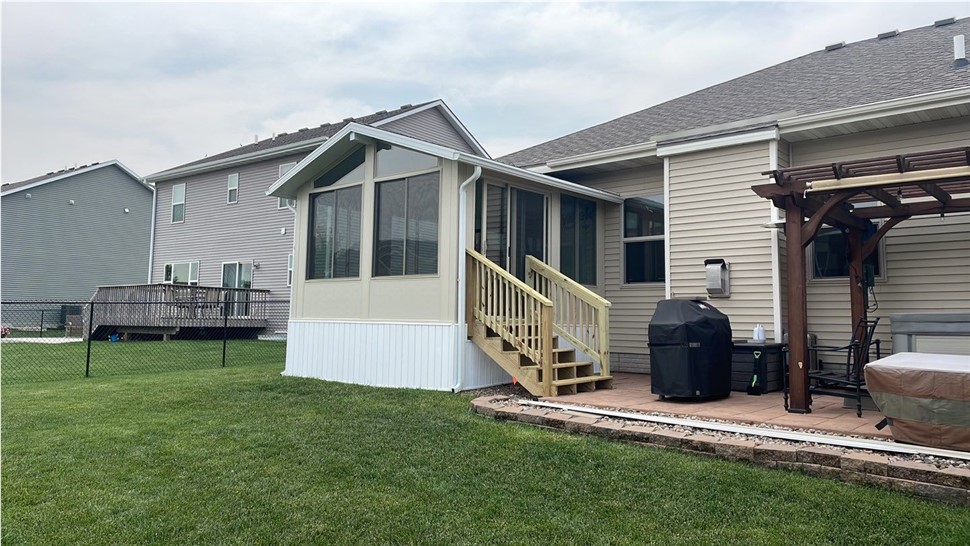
[2,162,105,191]
[500,18,970,168]
[157,101,436,174]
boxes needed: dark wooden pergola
[752,146,970,413]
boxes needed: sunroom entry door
[222,262,253,317]
[510,188,547,280]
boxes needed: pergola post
[846,228,866,349]
[785,200,810,413]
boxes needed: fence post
[39,309,44,338]
[85,302,94,378]
[222,306,229,367]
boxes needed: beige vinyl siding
[791,117,970,352]
[668,142,776,340]
[568,165,665,372]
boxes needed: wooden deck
[86,284,270,340]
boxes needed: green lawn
[0,339,285,384]
[3,365,969,545]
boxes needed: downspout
[453,166,482,393]
[146,182,157,283]
[286,199,297,316]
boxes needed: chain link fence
[1,299,290,384]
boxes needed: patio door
[481,183,546,280]
[222,261,253,316]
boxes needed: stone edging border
[471,395,970,506]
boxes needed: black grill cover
[649,299,733,398]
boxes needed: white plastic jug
[753,324,766,343]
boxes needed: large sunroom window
[374,172,440,276]
[308,186,362,279]
[560,194,597,285]
[623,194,665,283]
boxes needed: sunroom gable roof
[266,123,622,203]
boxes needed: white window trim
[287,254,294,287]
[171,183,186,224]
[621,194,666,286]
[808,223,888,283]
[162,260,199,285]
[278,163,298,209]
[227,173,239,204]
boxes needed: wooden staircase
[465,249,612,397]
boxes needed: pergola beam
[864,187,901,208]
[918,182,952,205]
[853,197,970,219]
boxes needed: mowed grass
[0,339,285,383]
[3,365,970,545]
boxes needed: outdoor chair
[807,317,881,417]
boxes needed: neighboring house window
[163,261,199,285]
[308,186,362,279]
[375,144,439,179]
[171,183,186,223]
[278,163,297,209]
[811,226,884,281]
[287,254,294,287]
[227,173,239,204]
[623,194,665,283]
[374,172,440,276]
[560,194,597,285]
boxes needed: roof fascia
[1,160,150,196]
[146,137,329,183]
[543,141,659,172]
[267,123,621,203]
[778,86,970,135]
[371,100,492,159]
[657,128,779,157]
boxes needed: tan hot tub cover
[865,352,970,451]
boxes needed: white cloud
[1,1,965,181]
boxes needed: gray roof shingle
[156,101,436,175]
[500,18,970,168]
[2,162,103,191]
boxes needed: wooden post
[846,228,866,352]
[785,201,811,413]
[599,306,611,379]
[540,304,554,397]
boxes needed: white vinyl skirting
[284,319,510,391]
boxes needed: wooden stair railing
[525,256,612,382]
[465,249,612,397]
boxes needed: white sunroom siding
[668,142,777,339]
[790,116,970,351]
[568,165,665,372]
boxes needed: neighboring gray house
[145,100,488,317]
[1,160,153,306]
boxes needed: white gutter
[146,184,157,283]
[544,141,659,171]
[777,86,970,135]
[521,400,970,461]
[453,166,483,393]
[657,128,780,157]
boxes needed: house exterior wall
[789,116,970,352]
[150,151,307,304]
[667,141,777,341]
[1,164,152,303]
[565,165,665,373]
[378,107,477,154]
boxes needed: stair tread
[553,375,612,386]
[552,361,593,369]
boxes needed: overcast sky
[2,1,967,182]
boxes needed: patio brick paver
[544,372,890,439]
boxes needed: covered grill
[649,299,733,399]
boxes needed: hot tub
[864,352,970,451]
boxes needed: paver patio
[545,372,890,439]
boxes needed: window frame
[372,170,441,278]
[171,183,186,223]
[227,173,239,204]
[809,223,888,283]
[278,163,297,209]
[163,261,199,285]
[306,185,363,281]
[621,194,666,285]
